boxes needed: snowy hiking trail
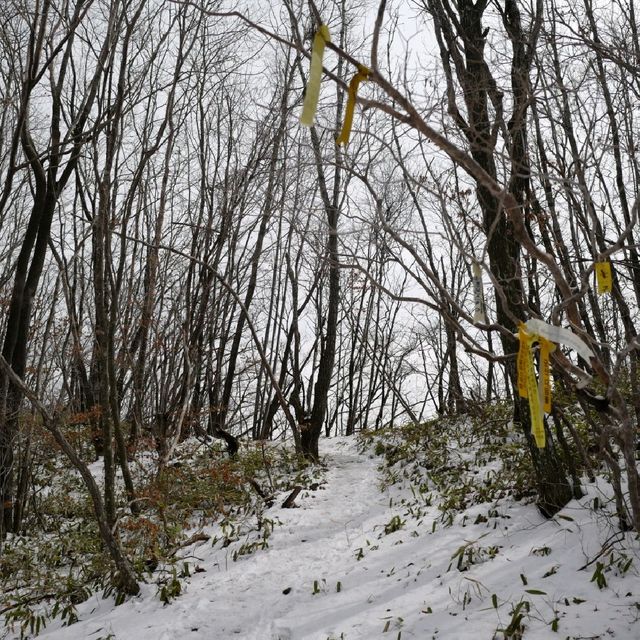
[38,438,397,640]
[36,437,640,640]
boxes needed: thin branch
[371,0,387,71]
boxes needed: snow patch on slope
[35,436,640,640]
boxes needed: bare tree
[0,0,126,536]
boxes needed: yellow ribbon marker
[336,64,370,146]
[539,337,555,414]
[595,261,612,294]
[299,25,331,127]
[517,325,545,448]
[525,338,546,449]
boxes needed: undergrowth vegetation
[360,402,601,526]
[0,403,634,639]
[0,435,319,638]
[359,403,639,639]
[361,403,536,518]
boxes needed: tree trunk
[428,0,572,514]
[300,123,342,461]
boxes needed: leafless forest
[1,0,640,604]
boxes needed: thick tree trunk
[428,0,572,515]
[0,185,56,535]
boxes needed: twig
[167,532,211,559]
[577,530,627,571]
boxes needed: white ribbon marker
[472,261,487,323]
[525,319,595,363]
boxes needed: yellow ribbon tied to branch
[336,64,370,146]
[517,324,553,448]
[299,25,331,128]
[595,261,612,295]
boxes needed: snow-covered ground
[31,437,640,640]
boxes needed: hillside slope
[32,434,640,640]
